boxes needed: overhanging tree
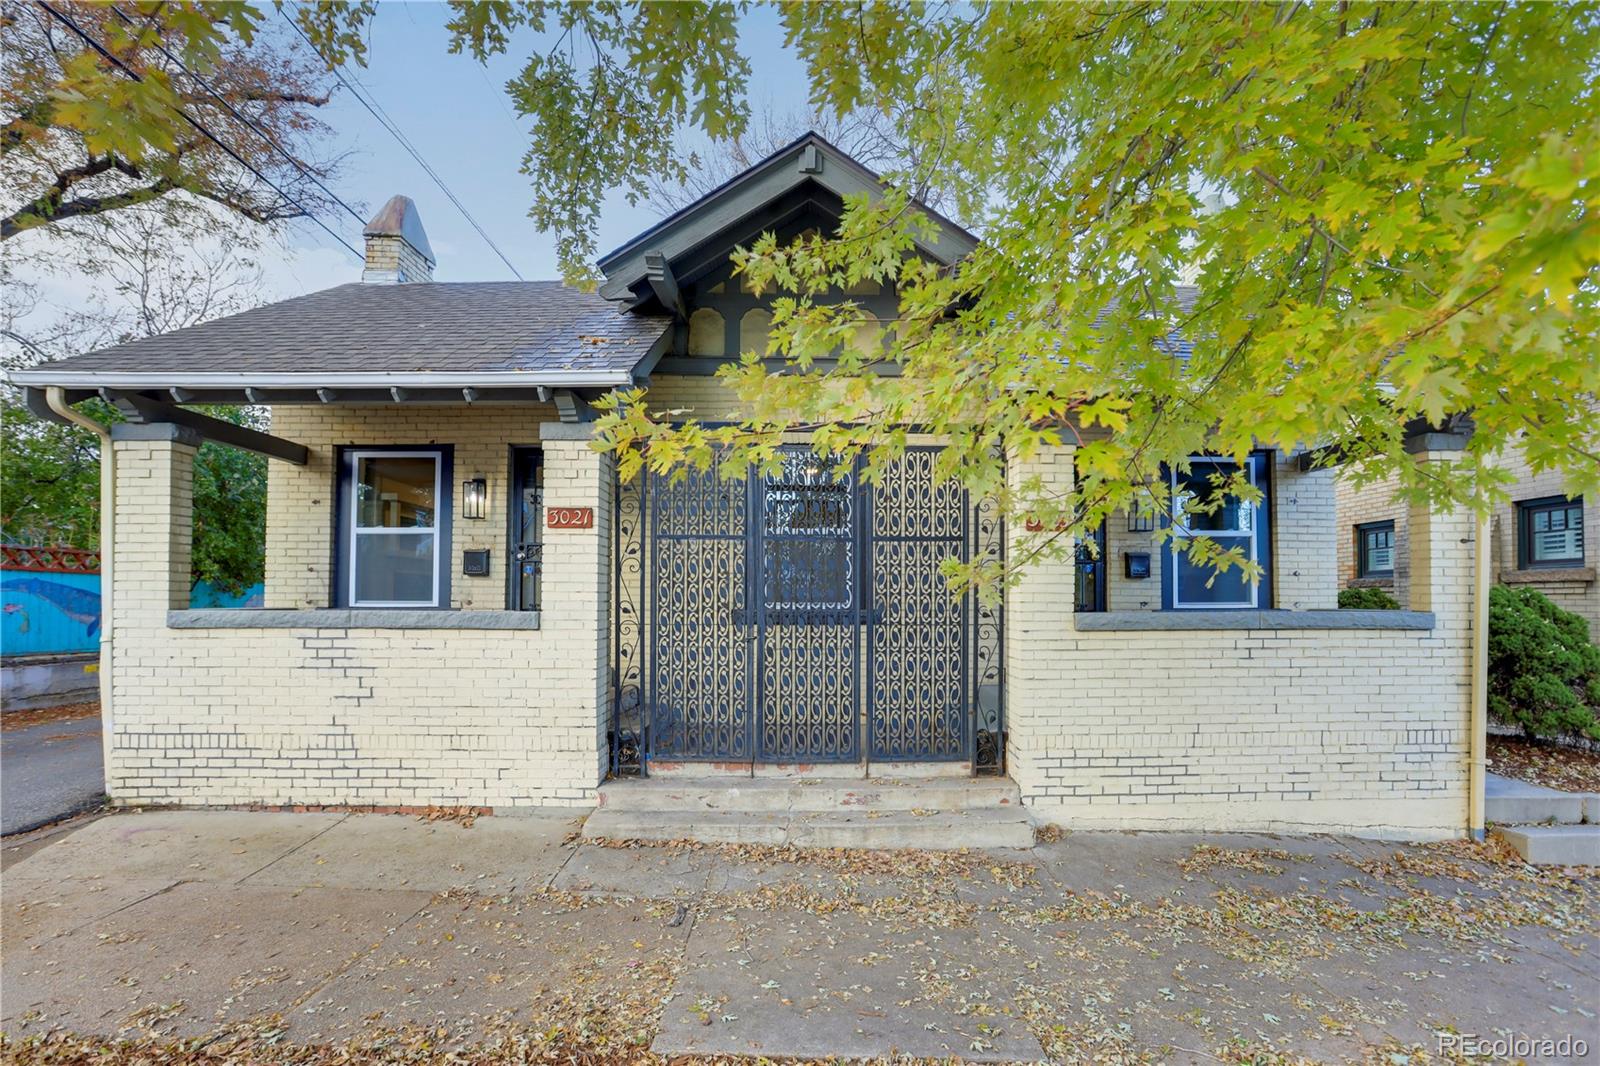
[1,0,367,240]
[450,1,1598,589]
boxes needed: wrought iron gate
[611,446,1004,774]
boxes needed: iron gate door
[620,446,1002,770]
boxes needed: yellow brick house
[9,136,1484,841]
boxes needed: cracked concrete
[3,810,1597,1063]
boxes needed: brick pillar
[111,426,198,623]
[107,424,199,801]
[537,422,612,792]
[1406,449,1478,834]
[1004,442,1078,798]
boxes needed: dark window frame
[333,444,454,609]
[507,445,543,611]
[1355,520,1396,579]
[1075,519,1107,613]
[1161,452,1273,610]
[1517,495,1584,570]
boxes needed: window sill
[1501,567,1594,585]
[1347,576,1395,589]
[167,609,540,631]
[1073,609,1434,631]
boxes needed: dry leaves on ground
[1488,735,1600,793]
[0,702,100,733]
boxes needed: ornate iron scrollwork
[609,468,645,776]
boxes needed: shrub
[1488,586,1600,741]
[1338,586,1400,610]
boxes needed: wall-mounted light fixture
[1127,510,1156,533]
[462,476,488,520]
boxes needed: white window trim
[1170,454,1260,610]
[347,449,444,609]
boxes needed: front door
[626,446,1001,771]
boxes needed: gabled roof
[9,282,672,390]
[596,132,978,303]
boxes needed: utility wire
[35,0,365,261]
[279,7,527,281]
[107,3,368,229]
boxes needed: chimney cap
[363,195,435,266]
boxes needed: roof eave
[4,368,639,390]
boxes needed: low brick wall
[1006,445,1474,840]
[104,422,610,810]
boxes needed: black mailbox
[462,549,491,576]
[1124,552,1151,579]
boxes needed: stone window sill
[1346,576,1395,589]
[1073,609,1434,631]
[168,609,540,631]
[1500,567,1594,585]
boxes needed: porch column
[1405,446,1480,835]
[538,423,613,791]
[107,424,199,800]
[1004,440,1078,797]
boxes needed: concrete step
[582,807,1035,850]
[1485,774,1588,825]
[596,776,1022,814]
[1493,825,1600,866]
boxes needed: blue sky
[292,2,807,284]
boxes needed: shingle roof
[20,281,670,382]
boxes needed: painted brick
[106,411,609,810]
[1007,444,1473,840]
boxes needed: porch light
[462,476,488,520]
[1127,510,1155,533]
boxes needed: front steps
[1486,773,1600,865]
[585,776,1034,849]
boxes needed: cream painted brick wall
[1009,444,1472,840]
[1338,446,1597,632]
[265,405,552,610]
[1098,452,1334,611]
[106,417,609,810]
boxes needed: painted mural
[1,547,101,658]
[0,546,263,658]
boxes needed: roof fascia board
[5,369,639,389]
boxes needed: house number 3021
[546,507,594,530]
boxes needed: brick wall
[362,235,433,283]
[1096,452,1335,612]
[105,412,610,809]
[1337,448,1597,631]
[265,405,551,609]
[1008,444,1473,839]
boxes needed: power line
[34,0,365,262]
[279,7,526,281]
[107,4,368,229]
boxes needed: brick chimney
[362,195,435,283]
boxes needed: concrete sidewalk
[3,810,1597,1063]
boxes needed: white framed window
[1167,454,1270,609]
[339,448,450,608]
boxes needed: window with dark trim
[1518,496,1584,569]
[1163,453,1272,609]
[335,445,453,608]
[508,446,543,611]
[1075,520,1107,612]
[1356,520,1396,579]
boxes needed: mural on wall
[1,547,102,658]
[1,547,266,658]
